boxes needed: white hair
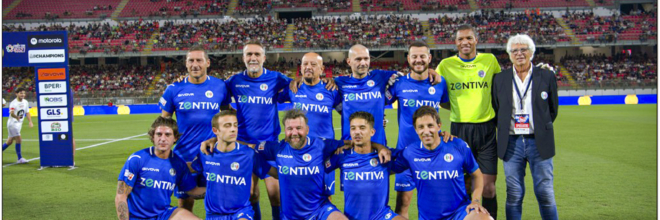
[506,34,536,61]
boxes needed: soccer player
[385,41,449,218]
[324,111,405,220]
[257,109,391,220]
[277,52,341,200]
[3,88,33,164]
[435,24,502,218]
[392,106,491,220]
[190,109,274,220]
[115,116,204,220]
[159,45,232,211]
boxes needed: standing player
[257,110,391,220]
[190,110,274,220]
[392,106,491,220]
[159,46,232,211]
[324,112,405,220]
[3,88,33,164]
[115,116,204,220]
[277,52,341,200]
[385,41,449,218]
[435,24,501,219]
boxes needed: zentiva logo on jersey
[278,165,320,176]
[343,171,385,181]
[177,101,220,110]
[204,172,247,185]
[449,81,489,90]
[236,95,273,104]
[401,99,442,109]
[139,178,176,190]
[414,170,460,180]
[293,102,329,113]
[343,92,382,102]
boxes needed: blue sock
[272,206,281,220]
[2,143,8,151]
[15,143,22,159]
[252,202,261,220]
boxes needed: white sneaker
[17,158,28,164]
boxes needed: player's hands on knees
[290,78,302,93]
[321,77,337,91]
[428,69,442,85]
[439,131,455,143]
[200,137,217,155]
[465,200,489,214]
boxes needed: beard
[303,76,314,84]
[286,135,305,149]
[411,62,428,74]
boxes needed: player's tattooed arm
[115,181,133,220]
[186,187,207,200]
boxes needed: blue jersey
[278,82,341,139]
[190,143,271,216]
[392,139,479,220]
[117,147,196,219]
[159,76,231,162]
[335,70,397,145]
[226,69,291,144]
[257,137,343,219]
[325,149,394,220]
[386,74,449,150]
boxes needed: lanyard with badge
[512,73,532,134]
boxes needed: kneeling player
[191,110,274,220]
[115,117,204,220]
[392,106,491,220]
[325,112,405,220]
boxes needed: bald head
[301,52,324,85]
[346,44,371,78]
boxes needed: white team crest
[370,158,378,167]
[205,90,213,98]
[325,160,331,168]
[303,153,312,162]
[260,84,268,91]
[444,153,454,162]
[169,168,176,176]
[258,142,265,151]
[541,91,548,100]
[231,162,240,171]
[385,213,392,219]
[428,87,436,95]
[316,93,324,101]
[367,80,375,87]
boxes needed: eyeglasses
[510,48,530,54]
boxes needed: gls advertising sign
[38,81,67,94]
[27,35,65,48]
[40,94,67,107]
[40,108,68,120]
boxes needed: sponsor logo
[366,80,375,87]
[140,177,176,190]
[343,92,382,102]
[294,94,307,98]
[277,154,293,159]
[413,158,431,162]
[205,161,221,166]
[343,163,359,168]
[449,82,489,91]
[237,95,272,105]
[5,44,26,53]
[260,84,268,91]
[159,97,167,106]
[231,162,240,171]
[58,134,68,140]
[293,102,329,113]
[344,171,384,181]
[177,93,194,97]
[316,93,324,101]
[235,84,250,88]
[325,160,331,168]
[258,142,265,151]
[205,172,247,185]
[42,134,53,141]
[402,99,441,109]
[444,153,454,162]
[40,95,67,107]
[28,49,66,63]
[177,102,220,110]
[370,158,378,167]
[27,35,65,48]
[37,68,66,80]
[278,165,320,176]
[50,122,62,131]
[205,91,213,98]
[124,170,135,181]
[428,87,436,95]
[402,89,418,93]
[40,108,68,120]
[342,85,358,89]
[38,81,67,94]
[460,64,477,68]
[541,91,548,100]
[415,170,460,180]
[395,183,411,187]
[302,153,312,162]
[142,167,160,172]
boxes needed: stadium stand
[4,0,121,20]
[120,0,230,18]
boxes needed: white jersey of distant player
[8,98,29,125]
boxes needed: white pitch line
[3,133,148,167]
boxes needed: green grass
[2,105,657,219]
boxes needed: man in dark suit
[492,34,559,220]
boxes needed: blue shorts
[446,204,469,220]
[130,206,177,220]
[324,170,336,196]
[206,206,255,220]
[281,202,340,220]
[394,169,416,192]
[372,207,398,220]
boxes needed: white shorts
[7,123,22,138]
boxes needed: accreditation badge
[514,113,531,134]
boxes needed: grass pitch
[2,104,657,219]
